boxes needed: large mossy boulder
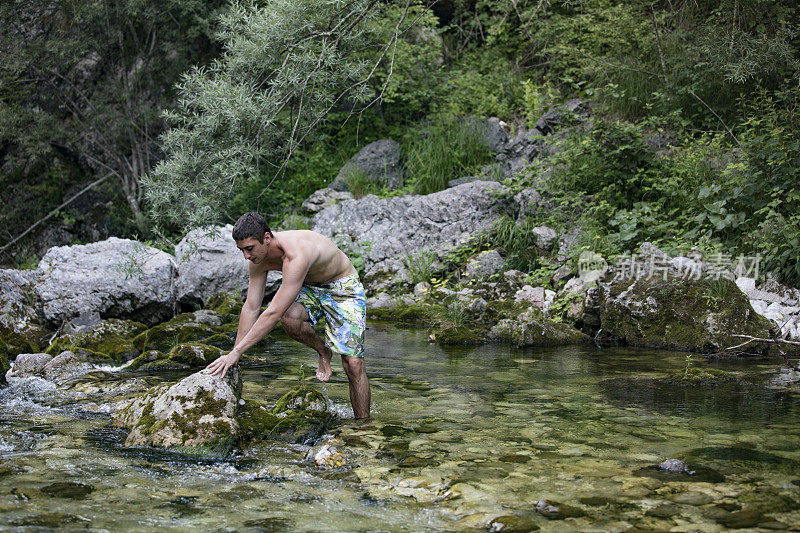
[489,308,589,347]
[132,310,226,353]
[238,386,335,445]
[113,367,242,457]
[597,273,774,353]
[46,319,146,362]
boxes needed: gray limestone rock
[313,180,509,289]
[301,187,355,213]
[175,225,249,308]
[7,352,52,378]
[34,238,178,326]
[465,250,505,279]
[330,139,404,192]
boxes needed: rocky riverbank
[3,111,800,454]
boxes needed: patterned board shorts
[295,273,367,358]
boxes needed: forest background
[1,0,798,285]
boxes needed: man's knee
[341,355,365,376]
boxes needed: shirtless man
[206,212,370,419]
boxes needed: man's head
[232,212,272,243]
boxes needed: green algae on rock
[597,273,773,353]
[666,367,740,386]
[127,343,221,371]
[238,386,335,445]
[132,311,225,353]
[489,308,589,347]
[204,293,244,320]
[368,303,442,326]
[113,366,242,457]
[46,319,146,362]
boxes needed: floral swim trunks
[295,273,367,358]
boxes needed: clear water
[2,323,800,531]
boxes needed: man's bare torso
[254,230,356,284]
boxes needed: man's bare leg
[281,302,333,382]
[341,355,370,419]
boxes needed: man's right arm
[236,262,267,348]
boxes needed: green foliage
[403,250,437,284]
[145,0,395,233]
[404,116,493,194]
[335,239,373,281]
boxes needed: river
[1,323,799,531]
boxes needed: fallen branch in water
[727,332,800,371]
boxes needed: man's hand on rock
[205,350,241,378]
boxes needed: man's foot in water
[316,348,333,382]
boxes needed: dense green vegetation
[2,0,798,283]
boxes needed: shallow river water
[2,323,800,532]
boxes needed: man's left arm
[207,256,309,377]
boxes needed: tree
[0,0,225,236]
[143,0,418,234]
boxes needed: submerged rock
[114,367,242,456]
[238,386,335,445]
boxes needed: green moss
[431,325,483,344]
[0,324,49,359]
[667,367,739,386]
[238,386,335,444]
[482,299,534,324]
[368,303,443,325]
[138,359,191,372]
[133,314,219,353]
[0,351,9,386]
[205,293,243,319]
[167,343,222,367]
[200,333,234,348]
[599,273,774,353]
[45,319,146,362]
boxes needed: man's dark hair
[232,212,272,242]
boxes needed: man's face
[236,236,268,264]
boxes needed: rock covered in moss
[666,367,739,386]
[597,272,773,353]
[205,293,244,319]
[168,342,222,367]
[34,238,177,326]
[114,367,242,456]
[488,308,589,347]
[46,319,146,362]
[238,386,335,445]
[430,326,482,344]
[368,303,441,325]
[132,310,226,353]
